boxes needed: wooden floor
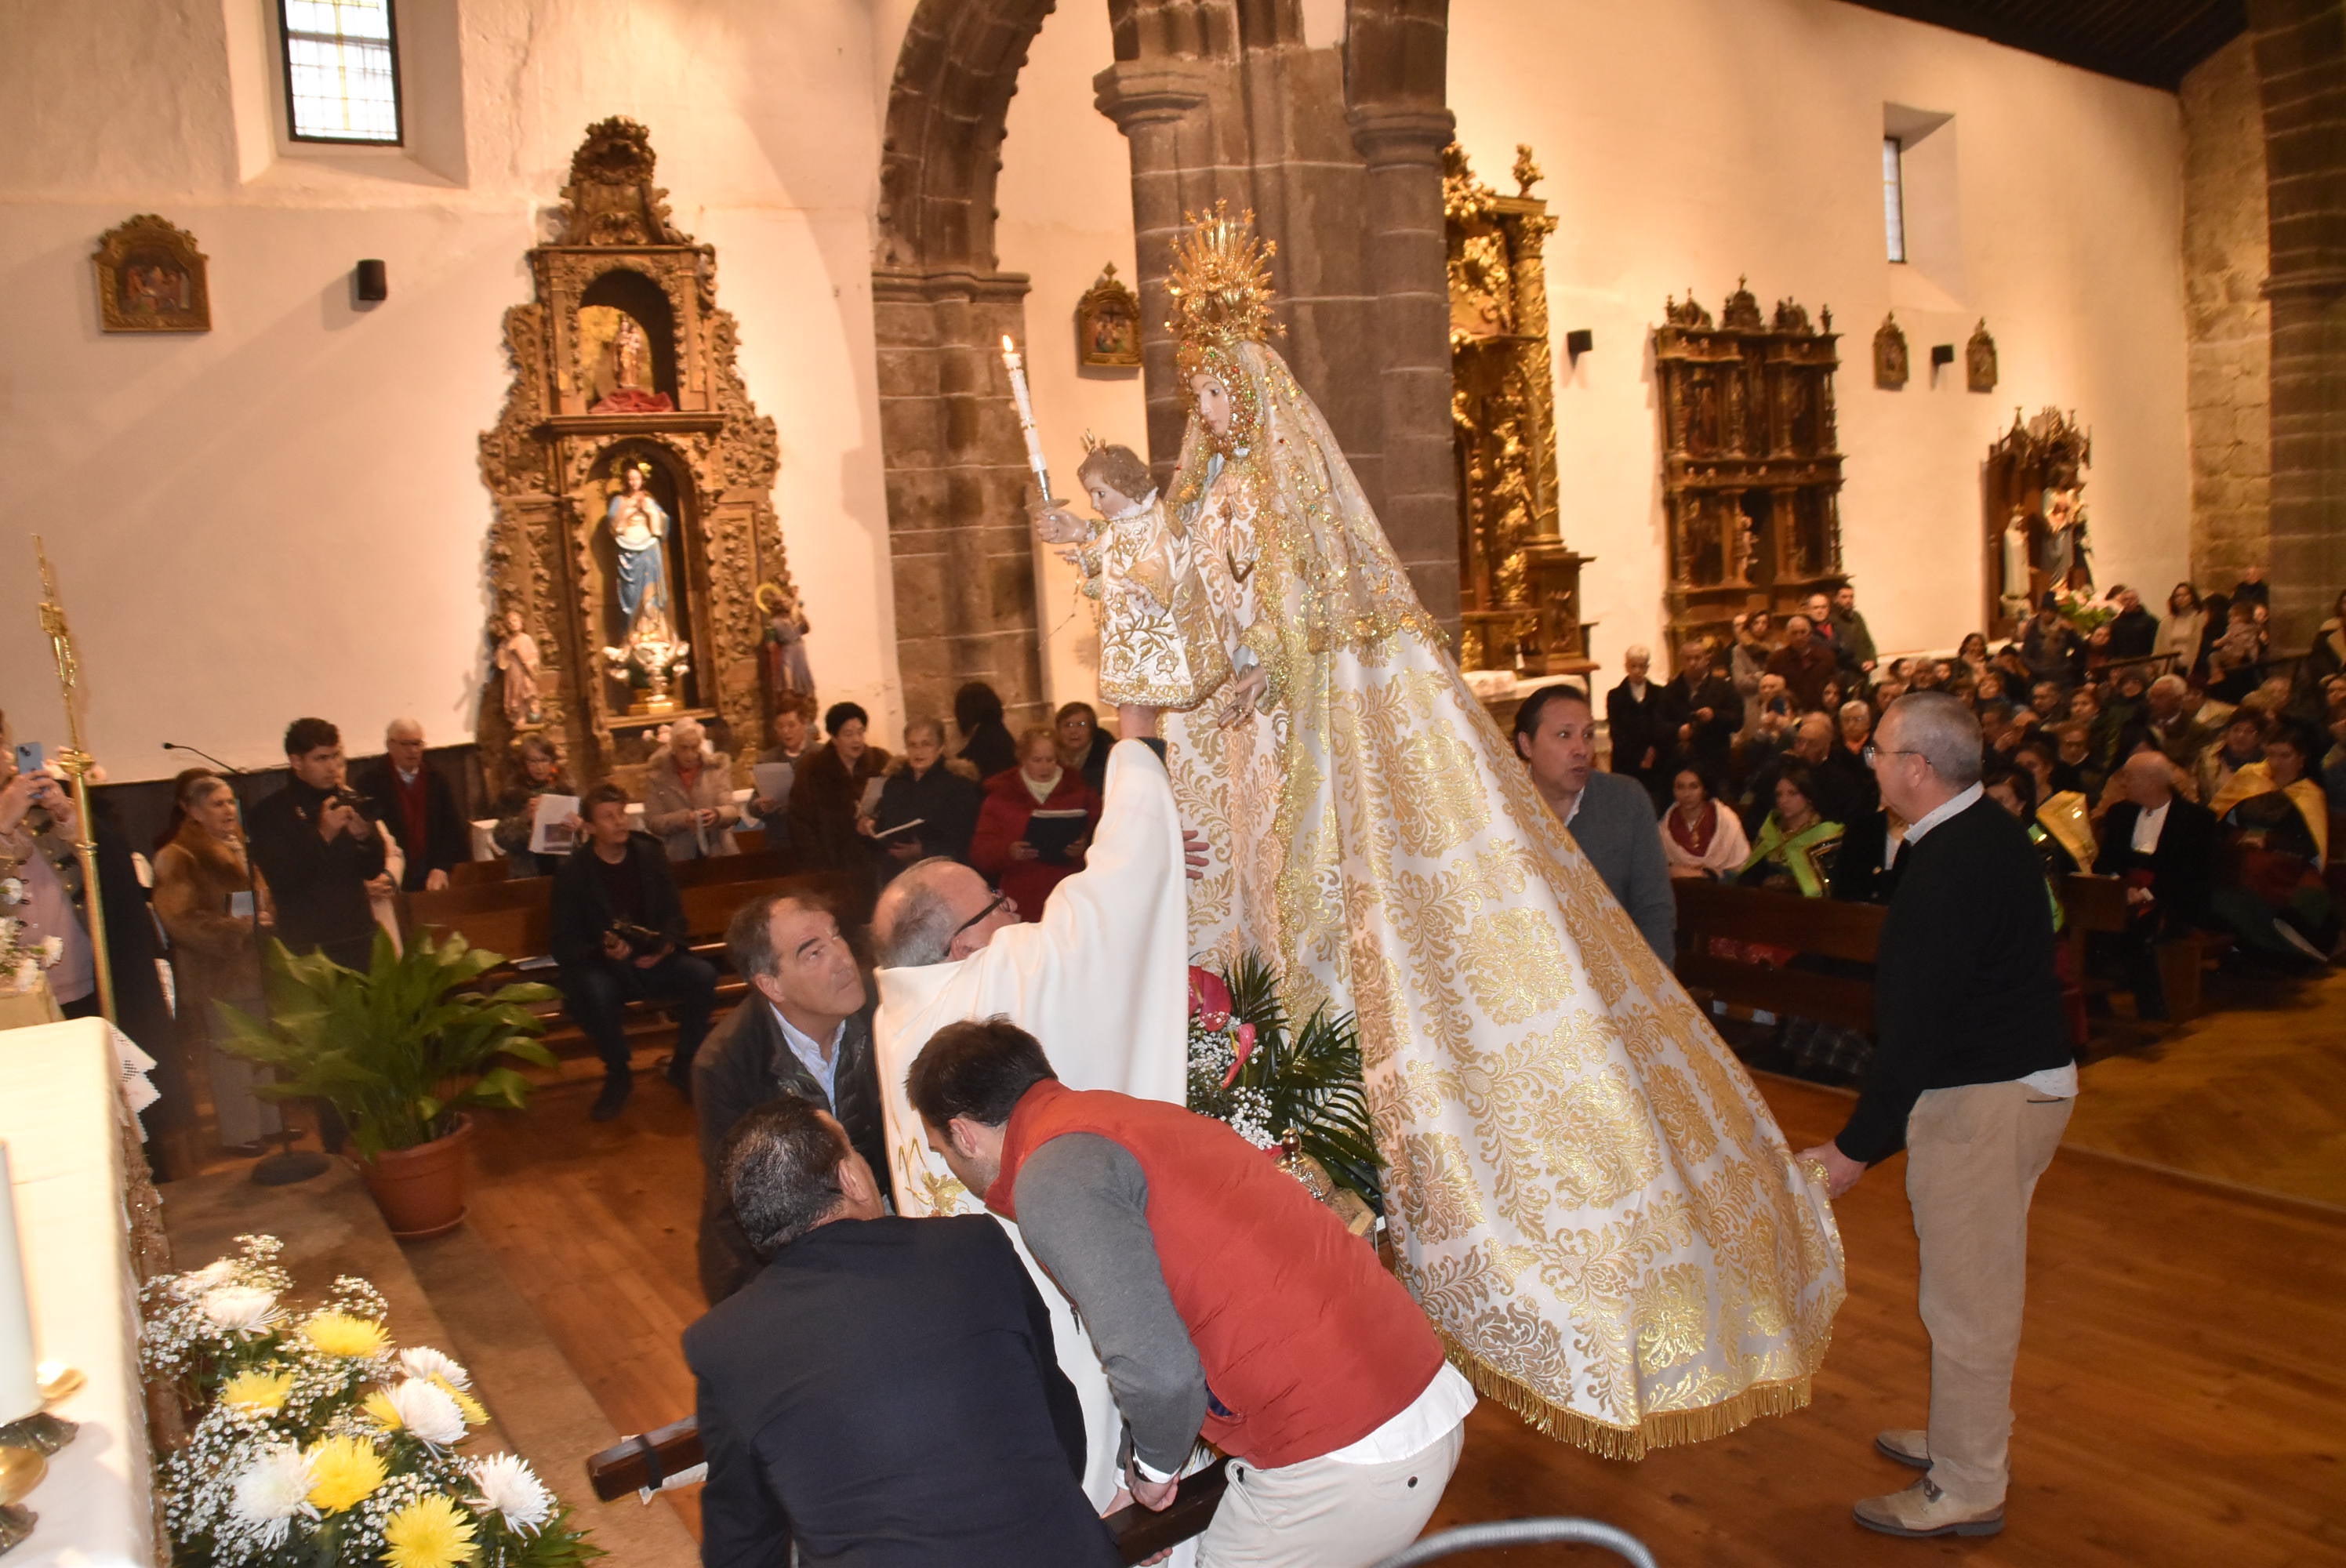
[457,971,2346,1566]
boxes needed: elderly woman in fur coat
[150,770,284,1154]
[789,702,893,873]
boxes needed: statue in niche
[756,582,815,710]
[2000,507,2035,625]
[586,310,676,414]
[493,608,544,728]
[2042,486,2090,591]
[606,459,674,640]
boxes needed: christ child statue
[1033,442,1231,737]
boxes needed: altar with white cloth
[0,1016,160,1567]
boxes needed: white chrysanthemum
[230,1443,318,1547]
[398,1345,472,1390]
[200,1284,284,1334]
[38,936,62,964]
[469,1453,554,1534]
[173,1258,242,1299]
[383,1376,468,1446]
[0,877,24,903]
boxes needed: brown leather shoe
[1854,1479,2003,1538]
[1873,1429,1930,1469]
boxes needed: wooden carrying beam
[584,1424,1228,1565]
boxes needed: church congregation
[2,2,2342,1566]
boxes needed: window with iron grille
[279,0,402,145]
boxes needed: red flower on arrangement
[1188,966,1233,1028]
[1220,1022,1256,1091]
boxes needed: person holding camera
[550,782,719,1121]
[246,717,392,972]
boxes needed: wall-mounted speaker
[354,260,388,303]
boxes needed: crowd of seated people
[1614,572,2341,1047]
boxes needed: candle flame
[1001,335,1015,352]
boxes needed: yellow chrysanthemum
[433,1377,491,1427]
[302,1312,390,1359]
[381,1493,478,1568]
[304,1434,387,1514]
[362,1388,404,1431]
[220,1367,293,1412]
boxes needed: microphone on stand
[162,741,247,775]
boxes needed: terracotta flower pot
[350,1116,474,1240]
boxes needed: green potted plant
[220,931,559,1238]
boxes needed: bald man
[354,718,470,892]
[868,739,1200,1516]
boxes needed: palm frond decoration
[1217,953,1384,1210]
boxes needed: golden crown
[1168,202,1281,359]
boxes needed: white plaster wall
[0,0,899,777]
[996,0,1150,715]
[1448,0,2192,670]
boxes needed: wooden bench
[583,1421,1228,1564]
[405,861,869,1057]
[1669,880,1885,1033]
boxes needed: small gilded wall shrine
[477,118,790,795]
[1652,282,1846,660]
[1444,143,1594,677]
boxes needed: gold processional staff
[32,537,114,1024]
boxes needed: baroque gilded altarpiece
[477,119,792,796]
[1444,143,1596,677]
[1652,283,1847,660]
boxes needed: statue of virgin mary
[605,459,671,638]
[1157,208,1845,1457]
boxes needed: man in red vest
[908,1017,1474,1568]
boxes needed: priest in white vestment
[870,738,1192,1514]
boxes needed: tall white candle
[1000,335,1053,501]
[0,1142,38,1423]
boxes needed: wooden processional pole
[32,538,114,1024]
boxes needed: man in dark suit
[550,783,720,1120]
[1605,646,1669,804]
[1657,637,1744,784]
[2094,750,2218,1021]
[688,1098,1117,1568]
[696,891,887,1303]
[1799,692,2074,1541]
[352,717,470,893]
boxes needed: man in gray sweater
[1513,683,1676,960]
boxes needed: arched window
[278,0,403,145]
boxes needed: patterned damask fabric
[1162,347,1847,1457]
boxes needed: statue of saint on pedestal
[493,609,543,728]
[606,461,673,638]
[589,314,676,414]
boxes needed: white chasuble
[874,739,1189,1511]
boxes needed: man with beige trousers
[1799,691,2076,1540]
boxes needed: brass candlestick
[32,539,113,1025]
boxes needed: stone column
[2249,0,2346,642]
[1351,103,1463,630]
[1095,61,1214,478]
[873,266,1048,729]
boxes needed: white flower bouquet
[140,1235,600,1568]
[0,869,64,996]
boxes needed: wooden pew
[583,1421,1228,1565]
[1669,880,1885,1033]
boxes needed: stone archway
[873,0,1463,730]
[873,0,1059,733]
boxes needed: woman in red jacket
[969,726,1101,920]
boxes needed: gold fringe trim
[1436,1330,1815,1461]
